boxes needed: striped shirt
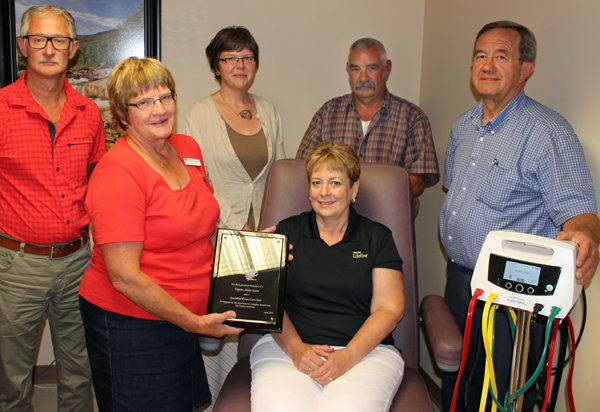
[440,90,597,270]
[296,90,439,185]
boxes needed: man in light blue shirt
[439,20,600,412]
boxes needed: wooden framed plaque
[208,229,288,331]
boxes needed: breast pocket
[475,153,529,212]
[63,137,93,183]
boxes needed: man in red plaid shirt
[0,6,106,412]
[297,38,439,213]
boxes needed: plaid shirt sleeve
[296,105,326,159]
[404,112,439,184]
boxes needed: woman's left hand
[308,348,359,385]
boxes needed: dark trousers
[442,260,546,412]
[80,297,211,412]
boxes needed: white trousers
[250,334,404,412]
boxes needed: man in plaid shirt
[296,38,439,211]
[0,6,105,412]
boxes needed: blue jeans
[79,297,211,412]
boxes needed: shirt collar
[471,89,527,129]
[345,89,391,115]
[7,71,88,111]
[304,206,361,242]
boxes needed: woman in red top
[79,57,242,412]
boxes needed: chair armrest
[212,357,251,412]
[420,295,463,372]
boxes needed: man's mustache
[38,58,59,64]
[355,80,376,90]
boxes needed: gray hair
[474,20,536,63]
[21,5,77,40]
[349,38,388,63]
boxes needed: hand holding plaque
[208,229,288,331]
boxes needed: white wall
[36,0,428,364]
[37,3,600,410]
[418,1,600,410]
[162,0,426,153]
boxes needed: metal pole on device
[510,309,532,412]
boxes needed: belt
[0,228,89,258]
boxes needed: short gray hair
[349,38,388,63]
[474,20,536,63]
[21,5,77,40]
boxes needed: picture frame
[0,0,161,147]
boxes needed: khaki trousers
[0,244,93,412]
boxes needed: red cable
[449,288,484,412]
[566,316,576,412]
[541,319,560,412]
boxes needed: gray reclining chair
[213,159,458,411]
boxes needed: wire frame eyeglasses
[219,56,255,65]
[127,94,177,111]
[23,35,73,50]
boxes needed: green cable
[503,306,516,341]
[489,383,509,412]
[506,306,561,405]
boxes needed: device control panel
[472,231,580,319]
[487,254,562,296]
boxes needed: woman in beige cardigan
[184,26,285,231]
[183,26,286,410]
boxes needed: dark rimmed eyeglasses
[23,35,74,50]
[127,94,177,111]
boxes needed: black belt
[0,228,89,258]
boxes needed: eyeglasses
[23,35,74,50]
[219,56,255,65]
[127,93,177,111]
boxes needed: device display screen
[503,261,541,286]
[488,253,562,296]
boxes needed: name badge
[183,158,202,166]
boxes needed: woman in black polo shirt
[250,141,405,412]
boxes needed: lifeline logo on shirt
[353,251,368,259]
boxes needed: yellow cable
[479,349,491,412]
[480,300,493,412]
[481,294,499,411]
[488,305,498,412]
[507,306,517,325]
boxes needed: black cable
[524,304,546,412]
[555,287,586,369]
[537,283,587,411]
[529,304,543,364]
[463,331,485,412]
[33,360,55,380]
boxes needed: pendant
[239,110,253,120]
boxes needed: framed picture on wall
[0,0,161,148]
